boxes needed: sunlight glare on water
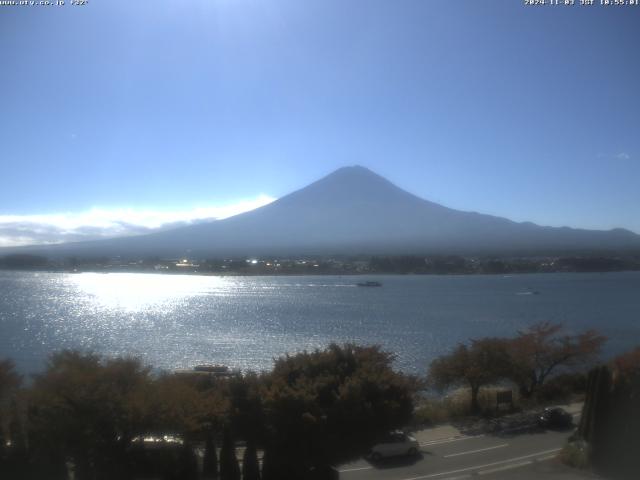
[67,272,228,312]
[1,271,639,375]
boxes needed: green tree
[27,351,153,480]
[0,359,21,440]
[0,359,21,445]
[428,338,510,413]
[262,343,417,478]
[0,359,21,402]
[242,439,261,480]
[143,370,229,444]
[219,426,240,480]
[228,372,265,443]
[176,440,198,480]
[260,445,277,480]
[0,359,23,478]
[202,433,219,479]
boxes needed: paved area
[411,425,464,445]
[484,457,600,480]
[338,402,595,480]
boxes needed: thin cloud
[597,152,632,161]
[0,195,276,247]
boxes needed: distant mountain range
[5,166,640,258]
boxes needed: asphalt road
[338,426,593,480]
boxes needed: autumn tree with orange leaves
[428,338,511,413]
[506,322,606,398]
[427,322,606,407]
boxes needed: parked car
[538,407,573,429]
[369,431,419,461]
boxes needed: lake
[1,271,639,375]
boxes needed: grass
[412,383,585,428]
[412,387,523,427]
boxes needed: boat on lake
[356,281,382,287]
[175,364,237,377]
[194,364,230,374]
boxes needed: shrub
[560,440,590,469]
[534,372,587,403]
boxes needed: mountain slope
[7,166,640,257]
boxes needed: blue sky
[0,0,638,245]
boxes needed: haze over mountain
[5,166,640,258]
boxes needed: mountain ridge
[3,166,640,258]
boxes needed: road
[338,419,595,479]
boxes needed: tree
[428,338,510,412]
[261,343,417,478]
[613,346,640,376]
[260,445,277,480]
[219,426,240,480]
[242,440,261,480]
[27,351,153,480]
[0,359,21,402]
[146,373,214,435]
[0,358,22,445]
[1,359,23,480]
[176,440,198,480]
[506,322,606,398]
[0,359,22,451]
[202,433,219,479]
[228,372,265,444]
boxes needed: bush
[412,396,468,426]
[560,440,590,469]
[534,373,587,404]
[413,401,451,426]
[412,387,516,426]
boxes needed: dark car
[538,407,573,429]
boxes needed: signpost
[496,390,513,411]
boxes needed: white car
[370,431,419,461]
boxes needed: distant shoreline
[2,266,640,277]
[2,252,639,276]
